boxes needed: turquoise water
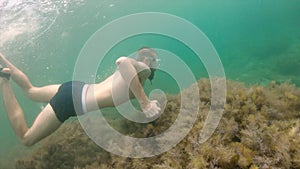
[0,0,300,168]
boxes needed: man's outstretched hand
[142,100,161,118]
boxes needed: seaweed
[16,79,300,169]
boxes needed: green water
[0,0,300,168]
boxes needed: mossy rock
[16,79,300,169]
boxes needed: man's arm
[116,57,160,117]
[116,57,149,108]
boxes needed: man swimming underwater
[0,47,161,146]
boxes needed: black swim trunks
[50,81,86,122]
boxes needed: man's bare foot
[0,67,11,79]
[0,68,10,87]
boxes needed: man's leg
[0,79,61,146]
[0,53,60,102]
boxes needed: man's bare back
[87,57,151,110]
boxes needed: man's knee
[21,134,36,147]
[24,86,35,95]
[21,140,34,147]
[25,87,41,101]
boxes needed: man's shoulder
[116,56,150,78]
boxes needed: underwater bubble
[0,0,85,48]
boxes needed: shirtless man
[0,47,161,147]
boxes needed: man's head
[136,47,158,69]
[136,47,158,84]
